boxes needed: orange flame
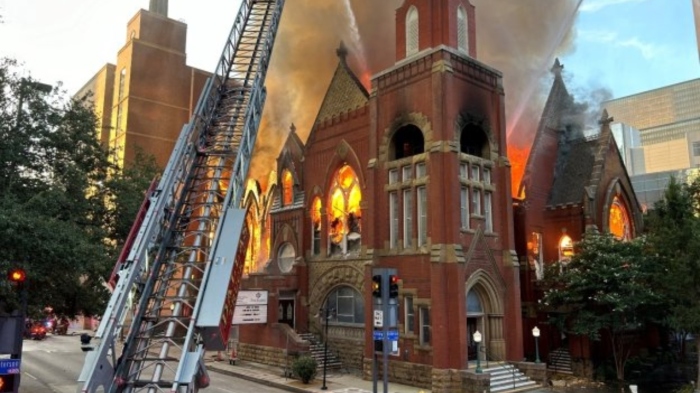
[508,145,530,200]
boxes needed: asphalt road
[16,333,289,393]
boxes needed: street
[16,333,289,393]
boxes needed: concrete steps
[298,333,342,371]
[483,363,539,393]
[548,348,573,375]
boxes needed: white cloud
[579,0,647,12]
[578,29,667,60]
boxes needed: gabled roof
[547,136,598,206]
[519,59,575,197]
[314,43,369,124]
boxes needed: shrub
[291,355,317,384]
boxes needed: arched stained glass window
[328,165,362,256]
[609,196,632,240]
[406,6,419,56]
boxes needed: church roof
[315,44,369,124]
[547,136,598,206]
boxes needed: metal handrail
[481,346,517,390]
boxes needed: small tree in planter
[291,356,317,384]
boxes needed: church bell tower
[395,0,477,62]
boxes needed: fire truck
[77,0,285,391]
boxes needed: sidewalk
[203,354,430,393]
[202,354,619,393]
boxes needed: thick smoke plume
[250,0,584,185]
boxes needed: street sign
[0,359,20,375]
[372,330,399,341]
[373,310,383,328]
[387,330,398,341]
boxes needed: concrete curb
[205,363,312,393]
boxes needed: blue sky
[0,0,697,101]
[562,0,699,99]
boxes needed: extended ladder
[77,1,285,392]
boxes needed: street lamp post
[473,330,482,374]
[532,326,541,364]
[320,307,336,390]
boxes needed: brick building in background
[234,1,525,391]
[515,60,644,376]
[75,0,209,170]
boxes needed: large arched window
[406,6,419,56]
[457,5,469,54]
[244,208,260,275]
[277,242,295,273]
[609,196,632,240]
[324,286,365,325]
[311,197,322,255]
[460,124,489,158]
[328,165,362,256]
[282,170,293,206]
[390,124,425,160]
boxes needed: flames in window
[559,235,573,261]
[609,196,632,240]
[328,164,362,255]
[282,170,293,206]
[244,209,261,275]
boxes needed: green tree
[540,232,662,386]
[646,176,700,391]
[0,58,113,317]
[104,148,160,250]
[0,58,160,319]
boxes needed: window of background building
[404,296,415,334]
[419,306,431,345]
[693,141,700,157]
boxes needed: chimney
[149,0,168,17]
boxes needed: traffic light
[0,374,16,393]
[389,275,399,299]
[371,275,381,298]
[7,268,26,283]
[8,267,26,291]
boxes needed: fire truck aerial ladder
[77,0,285,391]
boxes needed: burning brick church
[233,0,526,391]
[514,59,644,376]
[224,0,647,390]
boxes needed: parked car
[27,322,47,340]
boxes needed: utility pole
[371,268,398,393]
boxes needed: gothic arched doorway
[466,270,505,367]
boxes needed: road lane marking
[25,371,39,380]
